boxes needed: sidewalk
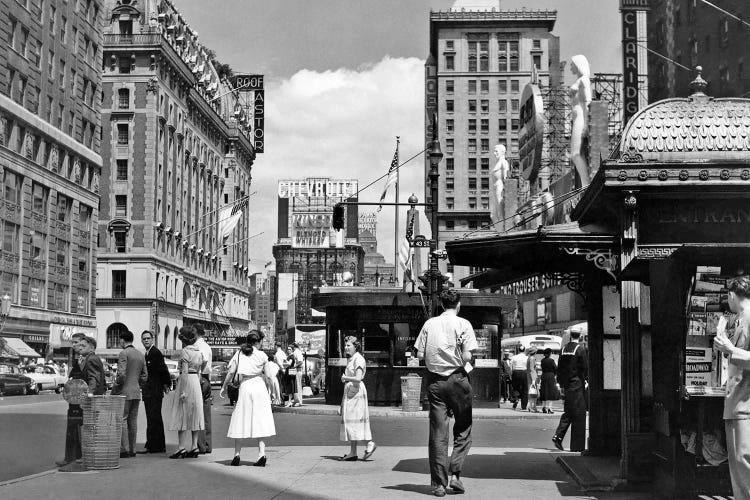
[272,400,563,419]
[0,446,650,500]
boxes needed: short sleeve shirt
[228,349,268,377]
[415,310,478,376]
[195,338,212,375]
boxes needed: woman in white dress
[220,330,276,467]
[168,327,205,458]
[339,336,376,461]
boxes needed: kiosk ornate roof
[619,68,750,163]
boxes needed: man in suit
[137,330,171,454]
[552,329,588,452]
[79,336,106,396]
[193,324,213,454]
[112,329,148,458]
[57,332,86,470]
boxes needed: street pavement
[0,390,652,499]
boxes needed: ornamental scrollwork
[543,272,586,299]
[561,247,619,283]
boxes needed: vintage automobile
[26,364,68,393]
[164,359,179,389]
[210,361,228,386]
[0,363,35,396]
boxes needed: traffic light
[332,203,345,231]
[440,272,455,290]
[417,273,430,295]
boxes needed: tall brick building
[0,0,103,356]
[96,0,256,355]
[648,0,750,101]
[425,5,560,284]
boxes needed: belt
[187,370,198,374]
[428,367,468,381]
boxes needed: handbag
[528,383,539,397]
[228,352,240,389]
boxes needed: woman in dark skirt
[539,348,560,414]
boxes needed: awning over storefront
[447,222,617,287]
[1,337,41,358]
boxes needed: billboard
[518,83,545,181]
[291,211,343,248]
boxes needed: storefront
[312,287,513,405]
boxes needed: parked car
[0,363,34,396]
[26,364,68,394]
[164,359,179,389]
[210,361,228,386]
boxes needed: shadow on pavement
[0,413,66,482]
[382,483,436,496]
[391,451,567,480]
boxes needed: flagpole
[394,136,400,287]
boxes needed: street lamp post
[428,114,443,317]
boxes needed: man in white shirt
[416,289,477,497]
[193,324,212,454]
[291,343,305,406]
[510,347,529,410]
[274,343,288,404]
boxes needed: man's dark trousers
[143,395,165,452]
[64,404,83,462]
[511,369,528,409]
[427,371,473,488]
[555,377,587,451]
[198,374,212,453]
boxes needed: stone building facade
[425,6,560,284]
[0,0,103,355]
[96,0,256,355]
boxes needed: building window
[116,159,128,180]
[468,100,476,112]
[119,57,130,73]
[445,54,454,70]
[26,278,45,307]
[445,158,454,171]
[511,99,519,112]
[446,177,454,190]
[533,39,541,50]
[481,158,489,171]
[468,80,476,94]
[112,271,126,298]
[118,88,129,109]
[106,323,127,349]
[446,119,454,134]
[3,169,22,206]
[1,221,20,254]
[469,178,477,189]
[446,40,454,50]
[445,138,454,154]
[60,16,66,42]
[59,60,66,87]
[446,100,454,112]
[52,284,68,311]
[445,220,455,230]
[480,80,489,94]
[468,220,478,230]
[468,119,476,134]
[115,195,127,217]
[499,100,507,113]
[0,272,18,303]
[511,80,519,93]
[79,204,92,231]
[117,123,129,145]
[469,158,477,171]
[512,118,520,131]
[446,80,454,94]
[533,54,541,70]
[19,27,29,58]
[468,139,477,153]
[31,232,46,261]
[481,177,490,190]
[481,139,489,153]
[469,197,476,209]
[498,118,507,132]
[56,238,69,267]
[49,5,56,33]
[498,79,507,93]
[56,193,71,222]
[468,38,489,72]
[480,119,489,134]
[32,182,48,214]
[481,197,490,210]
[114,231,126,253]
[481,99,489,113]
[446,197,454,209]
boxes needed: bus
[501,334,563,370]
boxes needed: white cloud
[247,56,429,274]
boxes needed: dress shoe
[340,454,357,462]
[552,436,564,451]
[185,448,200,458]
[433,485,446,497]
[449,478,465,494]
[169,449,187,459]
[362,442,377,460]
[253,456,266,467]
[119,451,135,458]
[230,455,240,466]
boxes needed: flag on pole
[218,197,248,240]
[377,140,399,212]
[399,210,416,283]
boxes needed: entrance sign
[639,199,750,244]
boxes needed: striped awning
[1,337,41,358]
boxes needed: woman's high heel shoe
[169,449,187,459]
[253,456,267,467]
[185,448,200,458]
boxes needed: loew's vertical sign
[620,0,649,126]
[231,73,265,154]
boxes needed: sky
[174,0,622,275]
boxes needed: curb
[0,469,57,488]
[270,405,559,420]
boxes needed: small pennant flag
[377,139,399,212]
[218,197,248,240]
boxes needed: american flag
[399,210,415,283]
[377,139,399,212]
[218,197,248,240]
